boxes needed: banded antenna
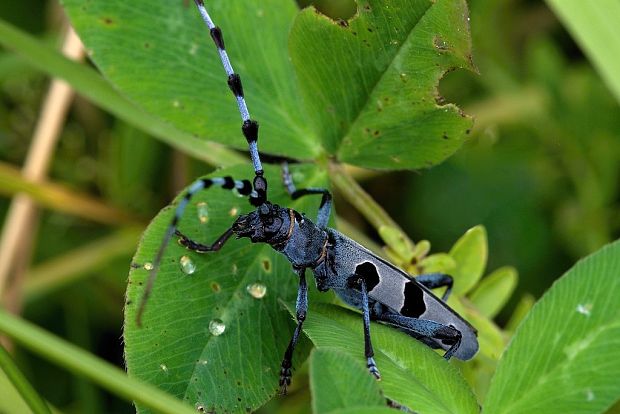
[135,0,270,325]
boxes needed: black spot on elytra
[400,281,426,317]
[355,262,380,291]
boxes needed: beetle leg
[415,273,453,301]
[174,227,235,253]
[282,162,332,228]
[279,267,308,394]
[377,313,462,360]
[360,277,381,380]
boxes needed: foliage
[0,0,619,413]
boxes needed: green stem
[0,19,245,167]
[0,311,195,414]
[0,162,141,226]
[0,343,52,414]
[328,162,414,248]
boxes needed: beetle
[136,0,478,394]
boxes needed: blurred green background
[1,0,618,412]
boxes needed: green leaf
[449,225,487,295]
[309,348,385,413]
[62,0,317,160]
[545,0,620,104]
[484,239,620,414]
[287,303,479,414]
[0,18,243,167]
[124,164,328,414]
[469,266,518,318]
[419,253,457,274]
[290,0,475,169]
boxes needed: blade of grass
[0,310,195,414]
[0,343,52,414]
[23,227,142,304]
[0,162,141,226]
[0,18,245,167]
[545,0,620,103]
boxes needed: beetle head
[232,202,291,244]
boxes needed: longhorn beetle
[136,0,479,394]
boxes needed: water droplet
[172,100,181,108]
[143,262,154,271]
[180,255,196,275]
[247,282,267,299]
[229,206,239,217]
[196,202,209,224]
[198,359,208,365]
[231,264,238,275]
[209,319,226,336]
[586,389,595,401]
[160,363,169,373]
[196,404,206,413]
[400,73,408,83]
[189,43,199,55]
[576,303,593,316]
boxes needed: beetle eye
[259,204,270,216]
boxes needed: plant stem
[0,310,196,414]
[0,343,52,414]
[328,161,415,248]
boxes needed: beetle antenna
[194,0,266,205]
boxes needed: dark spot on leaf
[433,35,449,51]
[442,133,449,140]
[211,282,221,292]
[144,43,150,49]
[130,262,141,269]
[237,397,242,402]
[364,4,371,11]
[262,259,271,272]
[337,19,349,27]
[352,31,357,36]
[126,300,133,305]
[466,129,472,135]
[373,130,380,137]
[102,17,114,25]
[367,27,373,32]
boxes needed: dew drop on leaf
[159,363,168,373]
[196,202,209,224]
[246,282,267,299]
[143,262,153,271]
[180,255,196,275]
[209,319,226,336]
